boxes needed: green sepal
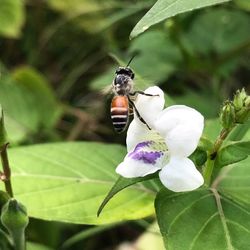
[220,101,235,129]
[0,191,10,210]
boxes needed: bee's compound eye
[114,76,120,85]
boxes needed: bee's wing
[101,85,113,96]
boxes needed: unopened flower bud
[1,199,28,232]
[220,101,235,129]
[233,88,247,111]
[235,91,250,124]
[236,106,250,123]
[1,199,28,250]
[245,96,250,107]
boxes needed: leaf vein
[226,220,250,234]
[168,193,213,232]
[189,212,218,250]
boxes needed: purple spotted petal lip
[133,141,152,152]
[128,141,163,164]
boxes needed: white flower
[116,86,204,192]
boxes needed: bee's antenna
[126,51,139,67]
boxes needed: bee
[110,56,158,133]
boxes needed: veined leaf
[5,142,156,224]
[130,0,231,38]
[97,173,159,216]
[229,120,250,141]
[155,157,250,250]
[215,141,250,168]
[218,158,250,206]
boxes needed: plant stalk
[11,230,26,250]
[203,127,234,186]
[0,143,13,197]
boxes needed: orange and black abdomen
[111,96,129,133]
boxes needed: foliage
[5,142,155,224]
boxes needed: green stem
[11,230,25,250]
[204,157,214,186]
[203,127,234,186]
[0,143,13,197]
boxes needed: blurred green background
[0,0,249,249]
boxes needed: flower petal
[126,119,161,152]
[159,157,204,192]
[126,119,151,152]
[134,86,165,128]
[116,141,165,178]
[154,105,204,157]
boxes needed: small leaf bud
[235,91,250,123]
[245,96,250,107]
[220,101,235,129]
[1,199,29,232]
[233,88,247,111]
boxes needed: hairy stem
[0,143,13,197]
[204,127,234,186]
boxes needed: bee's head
[115,67,135,80]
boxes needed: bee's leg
[129,91,159,97]
[129,107,134,116]
[128,98,151,130]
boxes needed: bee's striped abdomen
[111,96,129,133]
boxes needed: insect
[110,56,158,133]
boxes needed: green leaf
[0,0,25,38]
[181,8,250,55]
[215,141,250,167]
[12,66,62,129]
[218,157,250,206]
[0,67,62,144]
[0,228,12,250]
[97,173,159,216]
[155,157,250,250]
[27,242,53,250]
[229,120,250,141]
[234,0,250,11]
[5,142,156,224]
[130,0,231,38]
